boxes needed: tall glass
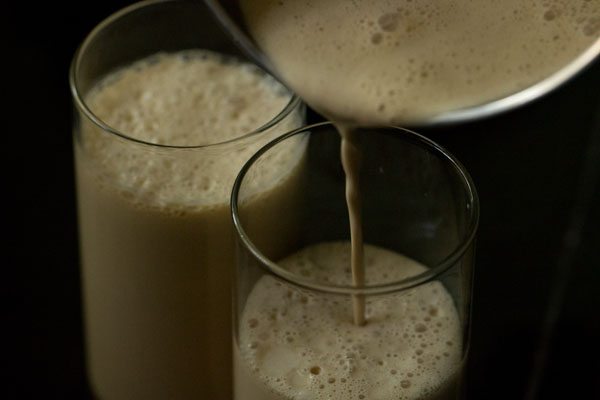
[232,122,479,399]
[69,0,304,398]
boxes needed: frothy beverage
[241,0,600,125]
[235,242,463,400]
[75,50,304,399]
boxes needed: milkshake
[75,50,305,399]
[240,0,600,125]
[235,242,463,400]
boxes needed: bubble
[378,13,400,32]
[371,33,383,45]
[544,10,558,21]
[310,366,321,375]
[401,380,412,389]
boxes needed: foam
[237,242,462,400]
[81,50,301,211]
[241,0,600,125]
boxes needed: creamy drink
[75,50,304,399]
[241,0,600,125]
[235,242,463,400]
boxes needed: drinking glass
[231,122,479,399]
[69,0,304,398]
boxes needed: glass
[69,0,304,399]
[231,122,479,399]
[205,0,600,126]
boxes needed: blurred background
[6,0,600,398]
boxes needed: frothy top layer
[80,50,303,212]
[241,0,600,125]
[238,242,462,399]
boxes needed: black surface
[7,1,600,399]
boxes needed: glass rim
[68,0,302,150]
[231,121,480,296]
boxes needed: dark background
[6,1,600,399]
